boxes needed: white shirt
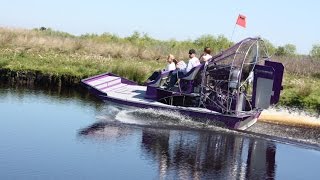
[165,62,176,71]
[186,57,200,73]
[201,54,212,62]
[176,61,187,71]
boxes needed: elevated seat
[180,64,203,80]
[178,64,204,93]
[145,70,172,99]
[147,70,171,87]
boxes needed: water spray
[259,108,320,128]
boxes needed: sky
[0,0,319,54]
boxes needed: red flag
[236,14,246,28]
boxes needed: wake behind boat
[81,37,284,130]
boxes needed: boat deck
[82,73,169,107]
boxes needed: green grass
[0,49,163,84]
[280,74,320,113]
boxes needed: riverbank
[0,48,162,85]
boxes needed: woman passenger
[145,54,176,83]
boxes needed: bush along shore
[0,27,319,113]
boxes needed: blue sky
[1,0,319,54]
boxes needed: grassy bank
[0,27,319,112]
[280,74,320,113]
[0,48,162,84]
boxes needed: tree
[194,34,216,47]
[194,34,232,53]
[125,31,141,43]
[262,39,276,56]
[275,44,296,56]
[216,35,232,51]
[283,44,296,55]
[310,44,320,59]
[275,46,286,56]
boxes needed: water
[0,86,320,179]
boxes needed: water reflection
[79,122,276,179]
[79,122,134,141]
[0,84,104,110]
[141,129,276,179]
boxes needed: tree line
[32,27,320,59]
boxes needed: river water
[0,86,319,179]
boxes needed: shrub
[310,44,320,59]
[275,44,296,56]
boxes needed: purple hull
[82,73,260,130]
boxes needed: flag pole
[230,23,237,43]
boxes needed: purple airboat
[81,37,284,130]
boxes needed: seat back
[148,71,171,87]
[181,64,203,81]
[228,68,241,89]
[178,64,203,93]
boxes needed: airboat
[81,37,284,130]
